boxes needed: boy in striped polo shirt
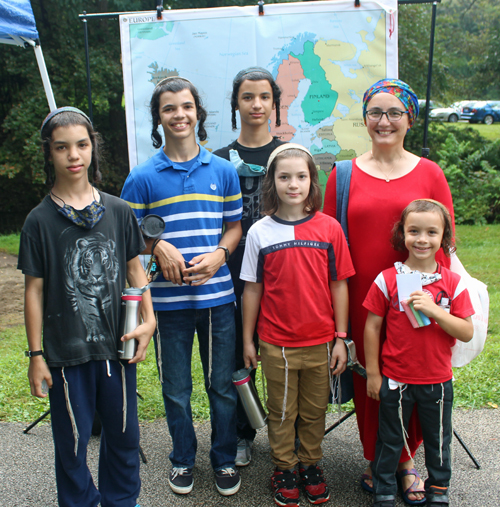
[121,77,243,497]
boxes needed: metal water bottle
[232,367,267,429]
[118,287,144,360]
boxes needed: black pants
[373,377,453,501]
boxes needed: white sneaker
[235,437,252,466]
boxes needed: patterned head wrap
[362,79,419,129]
[41,106,91,133]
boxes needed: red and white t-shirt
[363,264,474,384]
[240,212,355,347]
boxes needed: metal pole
[324,409,356,436]
[422,1,438,157]
[453,429,481,469]
[82,12,93,123]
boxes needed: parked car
[418,99,438,112]
[468,101,500,124]
[429,104,461,122]
[459,101,478,122]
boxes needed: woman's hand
[366,372,382,401]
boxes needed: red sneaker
[271,468,300,507]
[299,464,330,504]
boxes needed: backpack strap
[335,160,353,245]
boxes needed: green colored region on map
[310,139,341,157]
[291,41,338,126]
[336,149,357,161]
[130,21,174,40]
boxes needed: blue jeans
[154,302,237,471]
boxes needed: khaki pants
[260,340,332,470]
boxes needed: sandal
[396,468,426,506]
[361,473,374,493]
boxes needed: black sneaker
[168,467,193,494]
[215,467,241,496]
[299,464,330,504]
[271,468,300,507]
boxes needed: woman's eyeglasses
[366,109,409,122]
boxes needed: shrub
[437,136,500,224]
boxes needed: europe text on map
[120,0,398,186]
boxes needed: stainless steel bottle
[232,367,267,429]
[118,287,144,360]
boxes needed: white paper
[396,273,422,311]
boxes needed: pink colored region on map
[270,55,304,141]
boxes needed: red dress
[323,157,454,462]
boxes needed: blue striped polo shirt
[121,145,243,311]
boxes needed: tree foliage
[0,0,498,232]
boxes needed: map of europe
[120,1,398,188]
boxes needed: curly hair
[391,199,455,255]
[262,148,322,216]
[41,110,102,187]
[230,67,282,131]
[150,77,208,148]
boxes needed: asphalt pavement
[1,408,498,506]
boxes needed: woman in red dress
[323,79,454,505]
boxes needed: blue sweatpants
[49,360,140,507]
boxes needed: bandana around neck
[51,189,106,230]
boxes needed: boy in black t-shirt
[214,67,286,466]
[18,107,155,507]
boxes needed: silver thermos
[232,367,267,429]
[118,286,147,360]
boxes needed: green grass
[0,330,210,423]
[452,224,500,408]
[447,121,500,142]
[0,225,498,423]
[0,233,20,255]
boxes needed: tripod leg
[24,409,51,434]
[324,409,356,436]
[453,429,480,469]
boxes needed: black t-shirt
[214,137,286,295]
[18,192,146,367]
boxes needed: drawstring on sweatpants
[398,384,412,458]
[281,347,289,425]
[121,362,127,433]
[155,312,163,384]
[437,383,445,465]
[208,308,213,389]
[106,359,111,377]
[62,367,80,456]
